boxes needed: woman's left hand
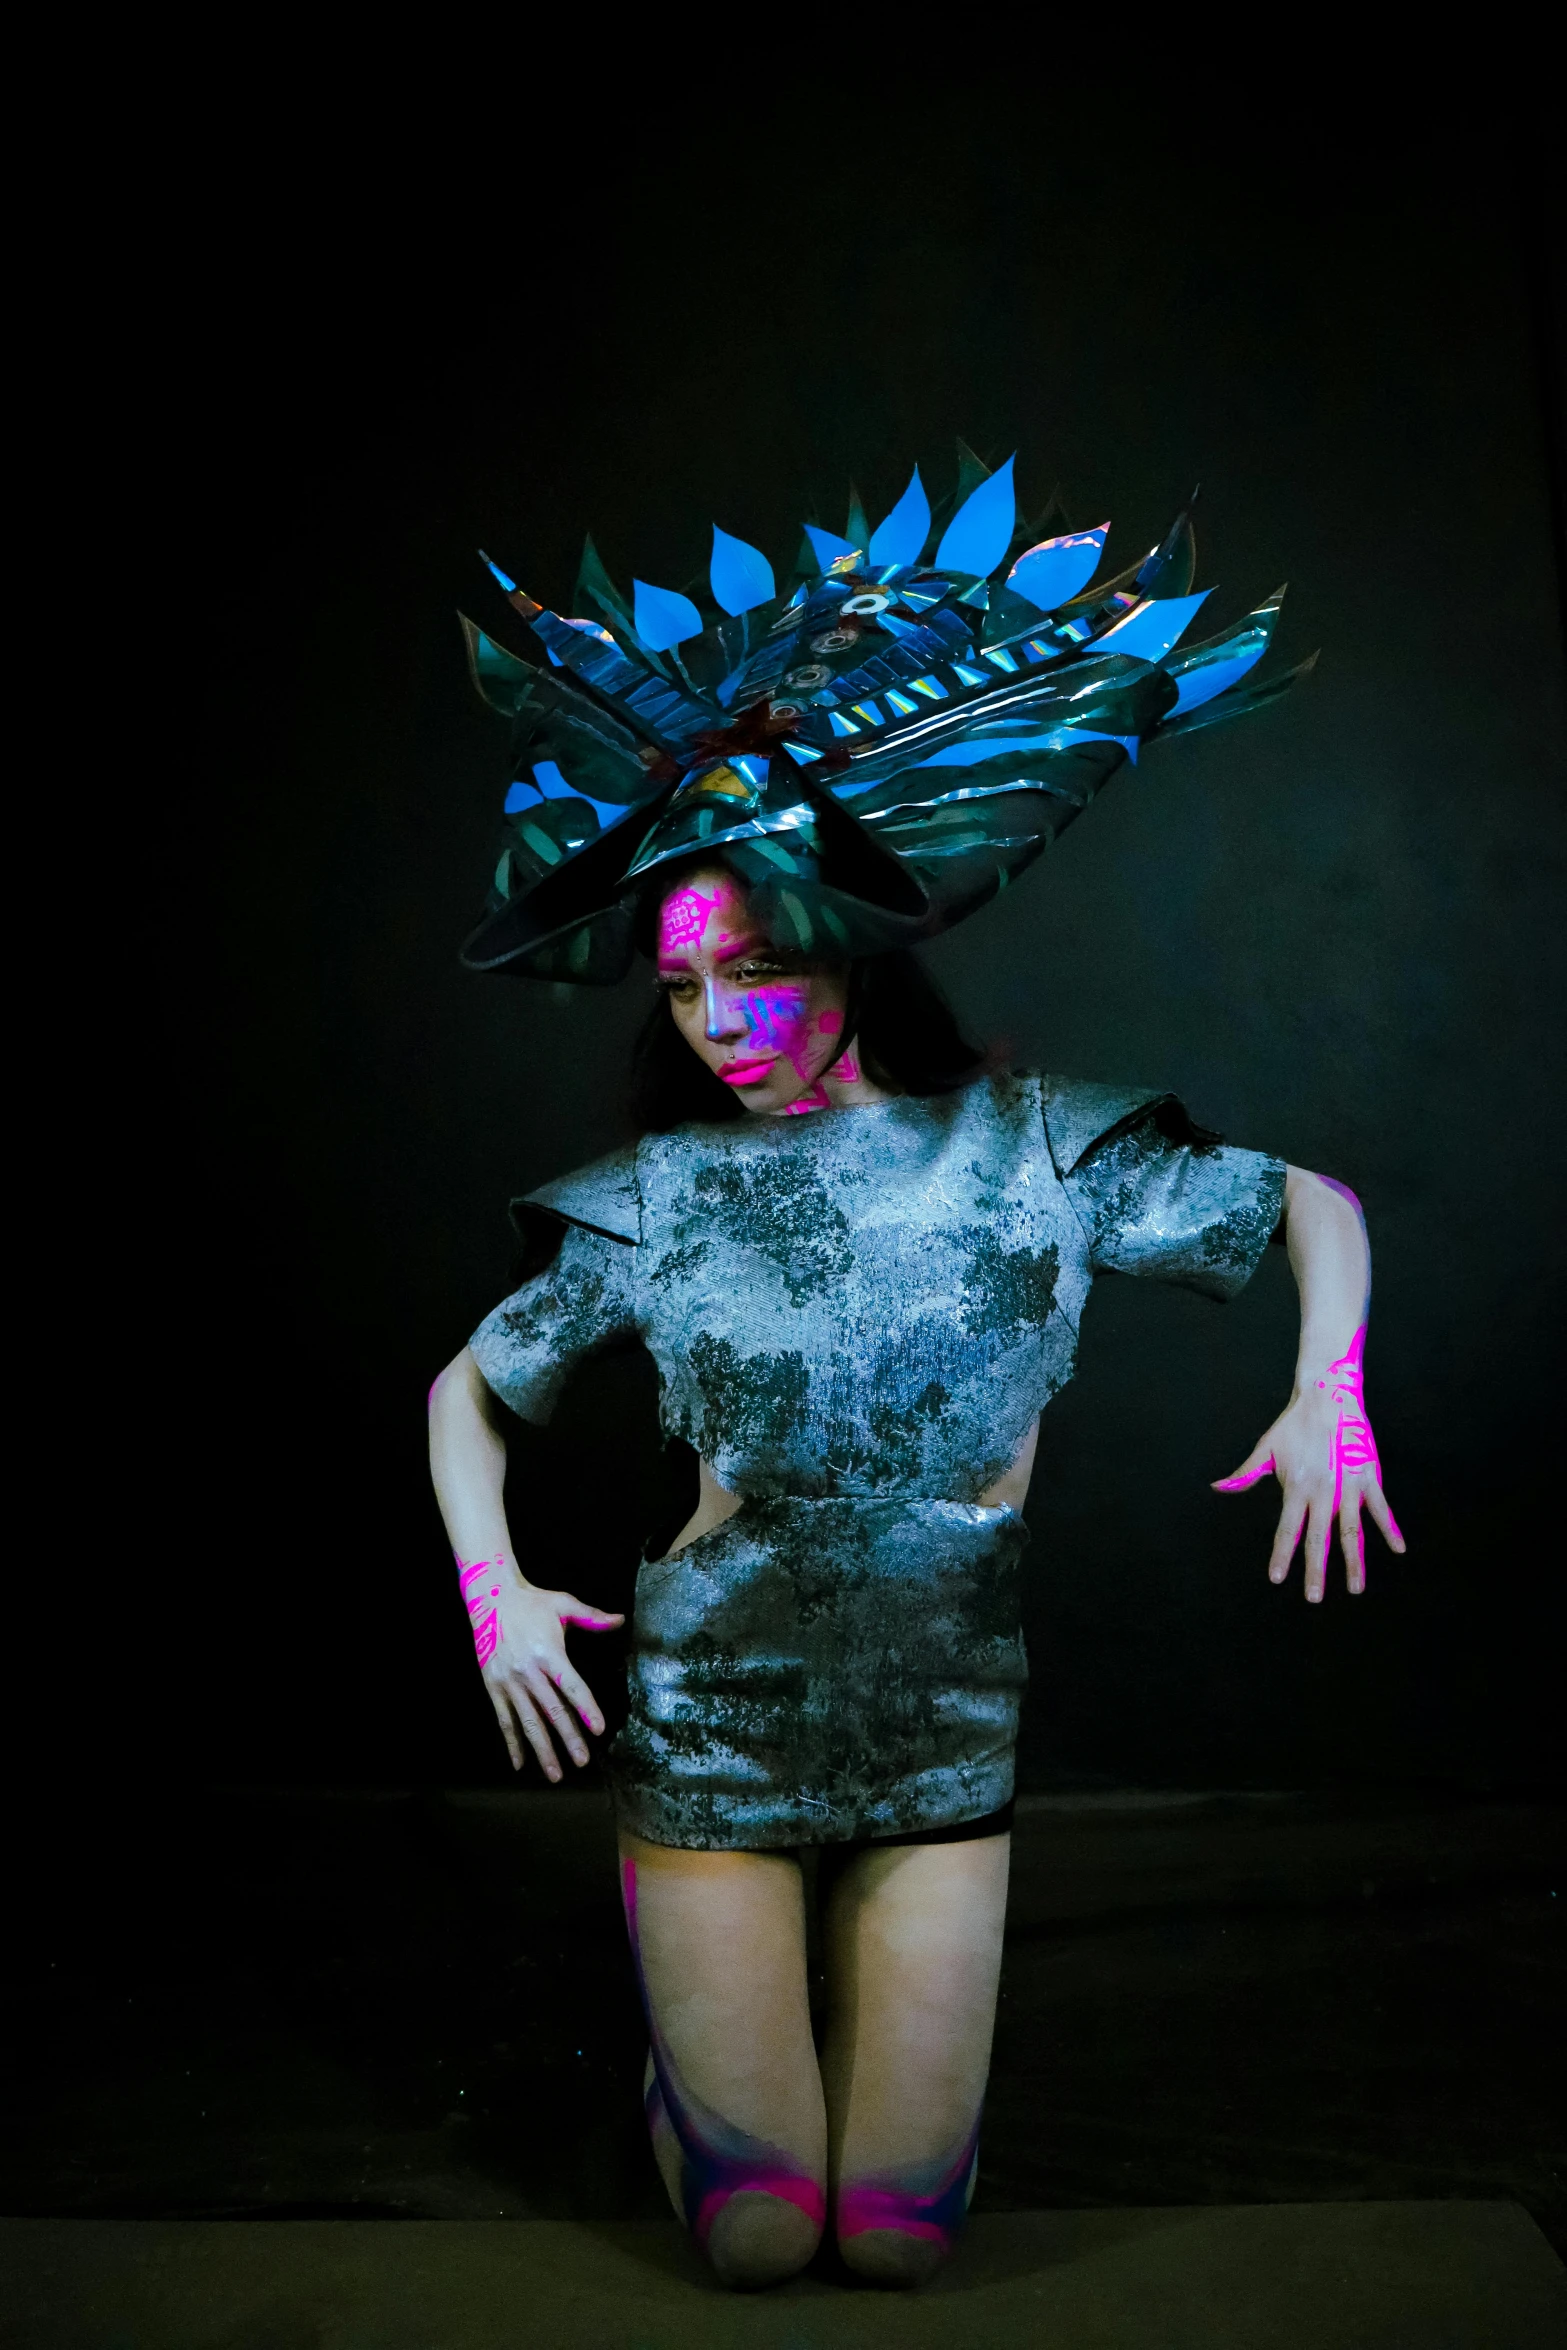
[1214,1348,1405,1601]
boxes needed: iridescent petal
[1093,589,1211,662]
[632,579,704,651]
[710,526,776,615]
[1006,526,1108,613]
[867,467,931,567]
[935,455,1016,578]
[1165,591,1283,712]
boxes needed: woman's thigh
[619,1828,827,2280]
[820,1832,1011,2279]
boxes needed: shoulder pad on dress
[1039,1075,1175,1178]
[509,1143,642,1247]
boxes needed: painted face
[655,867,859,1115]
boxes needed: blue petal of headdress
[1170,641,1267,713]
[506,759,633,830]
[1007,525,1108,613]
[1164,588,1282,712]
[710,525,776,615]
[1094,589,1211,662]
[868,467,931,567]
[934,455,1017,578]
[804,523,861,569]
[632,578,704,651]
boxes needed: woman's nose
[704,979,748,1042]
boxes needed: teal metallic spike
[845,484,872,553]
[1136,493,1199,599]
[1163,589,1286,713]
[459,615,535,716]
[576,535,636,635]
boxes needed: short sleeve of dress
[1044,1080,1286,1303]
[469,1222,640,1423]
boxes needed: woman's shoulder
[1034,1073,1179,1176]
[510,1140,642,1247]
[934,1067,1176,1174]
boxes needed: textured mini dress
[470,1072,1285,1851]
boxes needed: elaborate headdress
[460,445,1312,982]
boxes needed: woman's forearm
[428,1347,529,1589]
[428,1346,624,1772]
[1216,1165,1402,1592]
[1283,1166,1370,1392]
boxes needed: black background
[129,93,1563,1807]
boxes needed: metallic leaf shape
[1165,589,1283,713]
[1092,589,1211,662]
[868,467,931,567]
[632,578,704,651]
[1006,526,1108,614]
[710,525,776,615]
[935,455,1017,579]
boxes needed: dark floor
[6,1787,1563,2254]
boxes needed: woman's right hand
[458,1556,624,1780]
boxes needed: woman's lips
[718,1056,776,1086]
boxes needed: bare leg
[821,1833,1011,2286]
[619,1829,827,2289]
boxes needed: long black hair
[629,946,986,1135]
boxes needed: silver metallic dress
[470,1074,1284,1850]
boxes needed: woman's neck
[770,1039,891,1117]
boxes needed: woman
[429,459,1402,2288]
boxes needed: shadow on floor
[4,1784,1563,2255]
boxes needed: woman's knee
[838,2220,953,2287]
[703,2187,823,2289]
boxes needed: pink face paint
[838,2119,980,2253]
[621,1857,825,2249]
[457,1556,502,1669]
[657,882,722,959]
[658,872,750,966]
[783,1083,830,1114]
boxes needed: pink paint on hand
[1213,1454,1276,1493]
[457,1556,504,1668]
[1317,1324,1380,1516]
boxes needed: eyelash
[657,961,789,995]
